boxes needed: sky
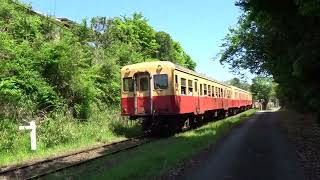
[21,0,251,82]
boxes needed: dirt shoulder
[280,109,320,180]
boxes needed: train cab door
[134,72,151,115]
[195,79,200,114]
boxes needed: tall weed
[38,115,78,148]
[0,119,18,153]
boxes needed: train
[121,61,252,134]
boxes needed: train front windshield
[153,74,168,90]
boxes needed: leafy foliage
[224,77,277,108]
[0,1,196,122]
[0,0,197,154]
[224,78,250,91]
[219,0,320,117]
[250,77,273,102]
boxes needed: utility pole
[53,0,56,16]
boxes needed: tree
[0,0,196,121]
[251,77,272,101]
[89,13,197,70]
[250,77,274,110]
[224,78,250,91]
[155,31,175,62]
[182,53,196,71]
[218,0,320,121]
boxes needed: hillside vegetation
[0,0,196,159]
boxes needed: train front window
[154,74,168,90]
[139,77,149,91]
[123,77,134,92]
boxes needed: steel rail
[0,134,152,179]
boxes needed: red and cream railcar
[121,61,252,120]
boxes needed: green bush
[38,116,78,148]
[0,0,194,165]
[0,119,18,153]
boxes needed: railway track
[0,135,154,180]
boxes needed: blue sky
[21,0,250,82]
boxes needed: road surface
[182,110,305,180]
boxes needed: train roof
[121,61,252,94]
[230,85,251,94]
[173,63,230,87]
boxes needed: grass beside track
[0,109,141,167]
[92,109,256,179]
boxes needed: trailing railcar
[121,61,252,132]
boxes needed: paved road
[182,110,305,180]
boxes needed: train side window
[217,88,219,97]
[204,84,207,95]
[208,85,211,97]
[220,88,223,97]
[188,80,193,95]
[215,87,218,97]
[175,75,178,90]
[154,74,168,90]
[194,81,198,92]
[123,77,134,92]
[212,86,214,97]
[212,86,215,97]
[200,84,203,96]
[181,78,186,95]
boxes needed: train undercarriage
[138,105,252,136]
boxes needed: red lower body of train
[122,95,252,117]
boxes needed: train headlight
[157,65,162,71]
